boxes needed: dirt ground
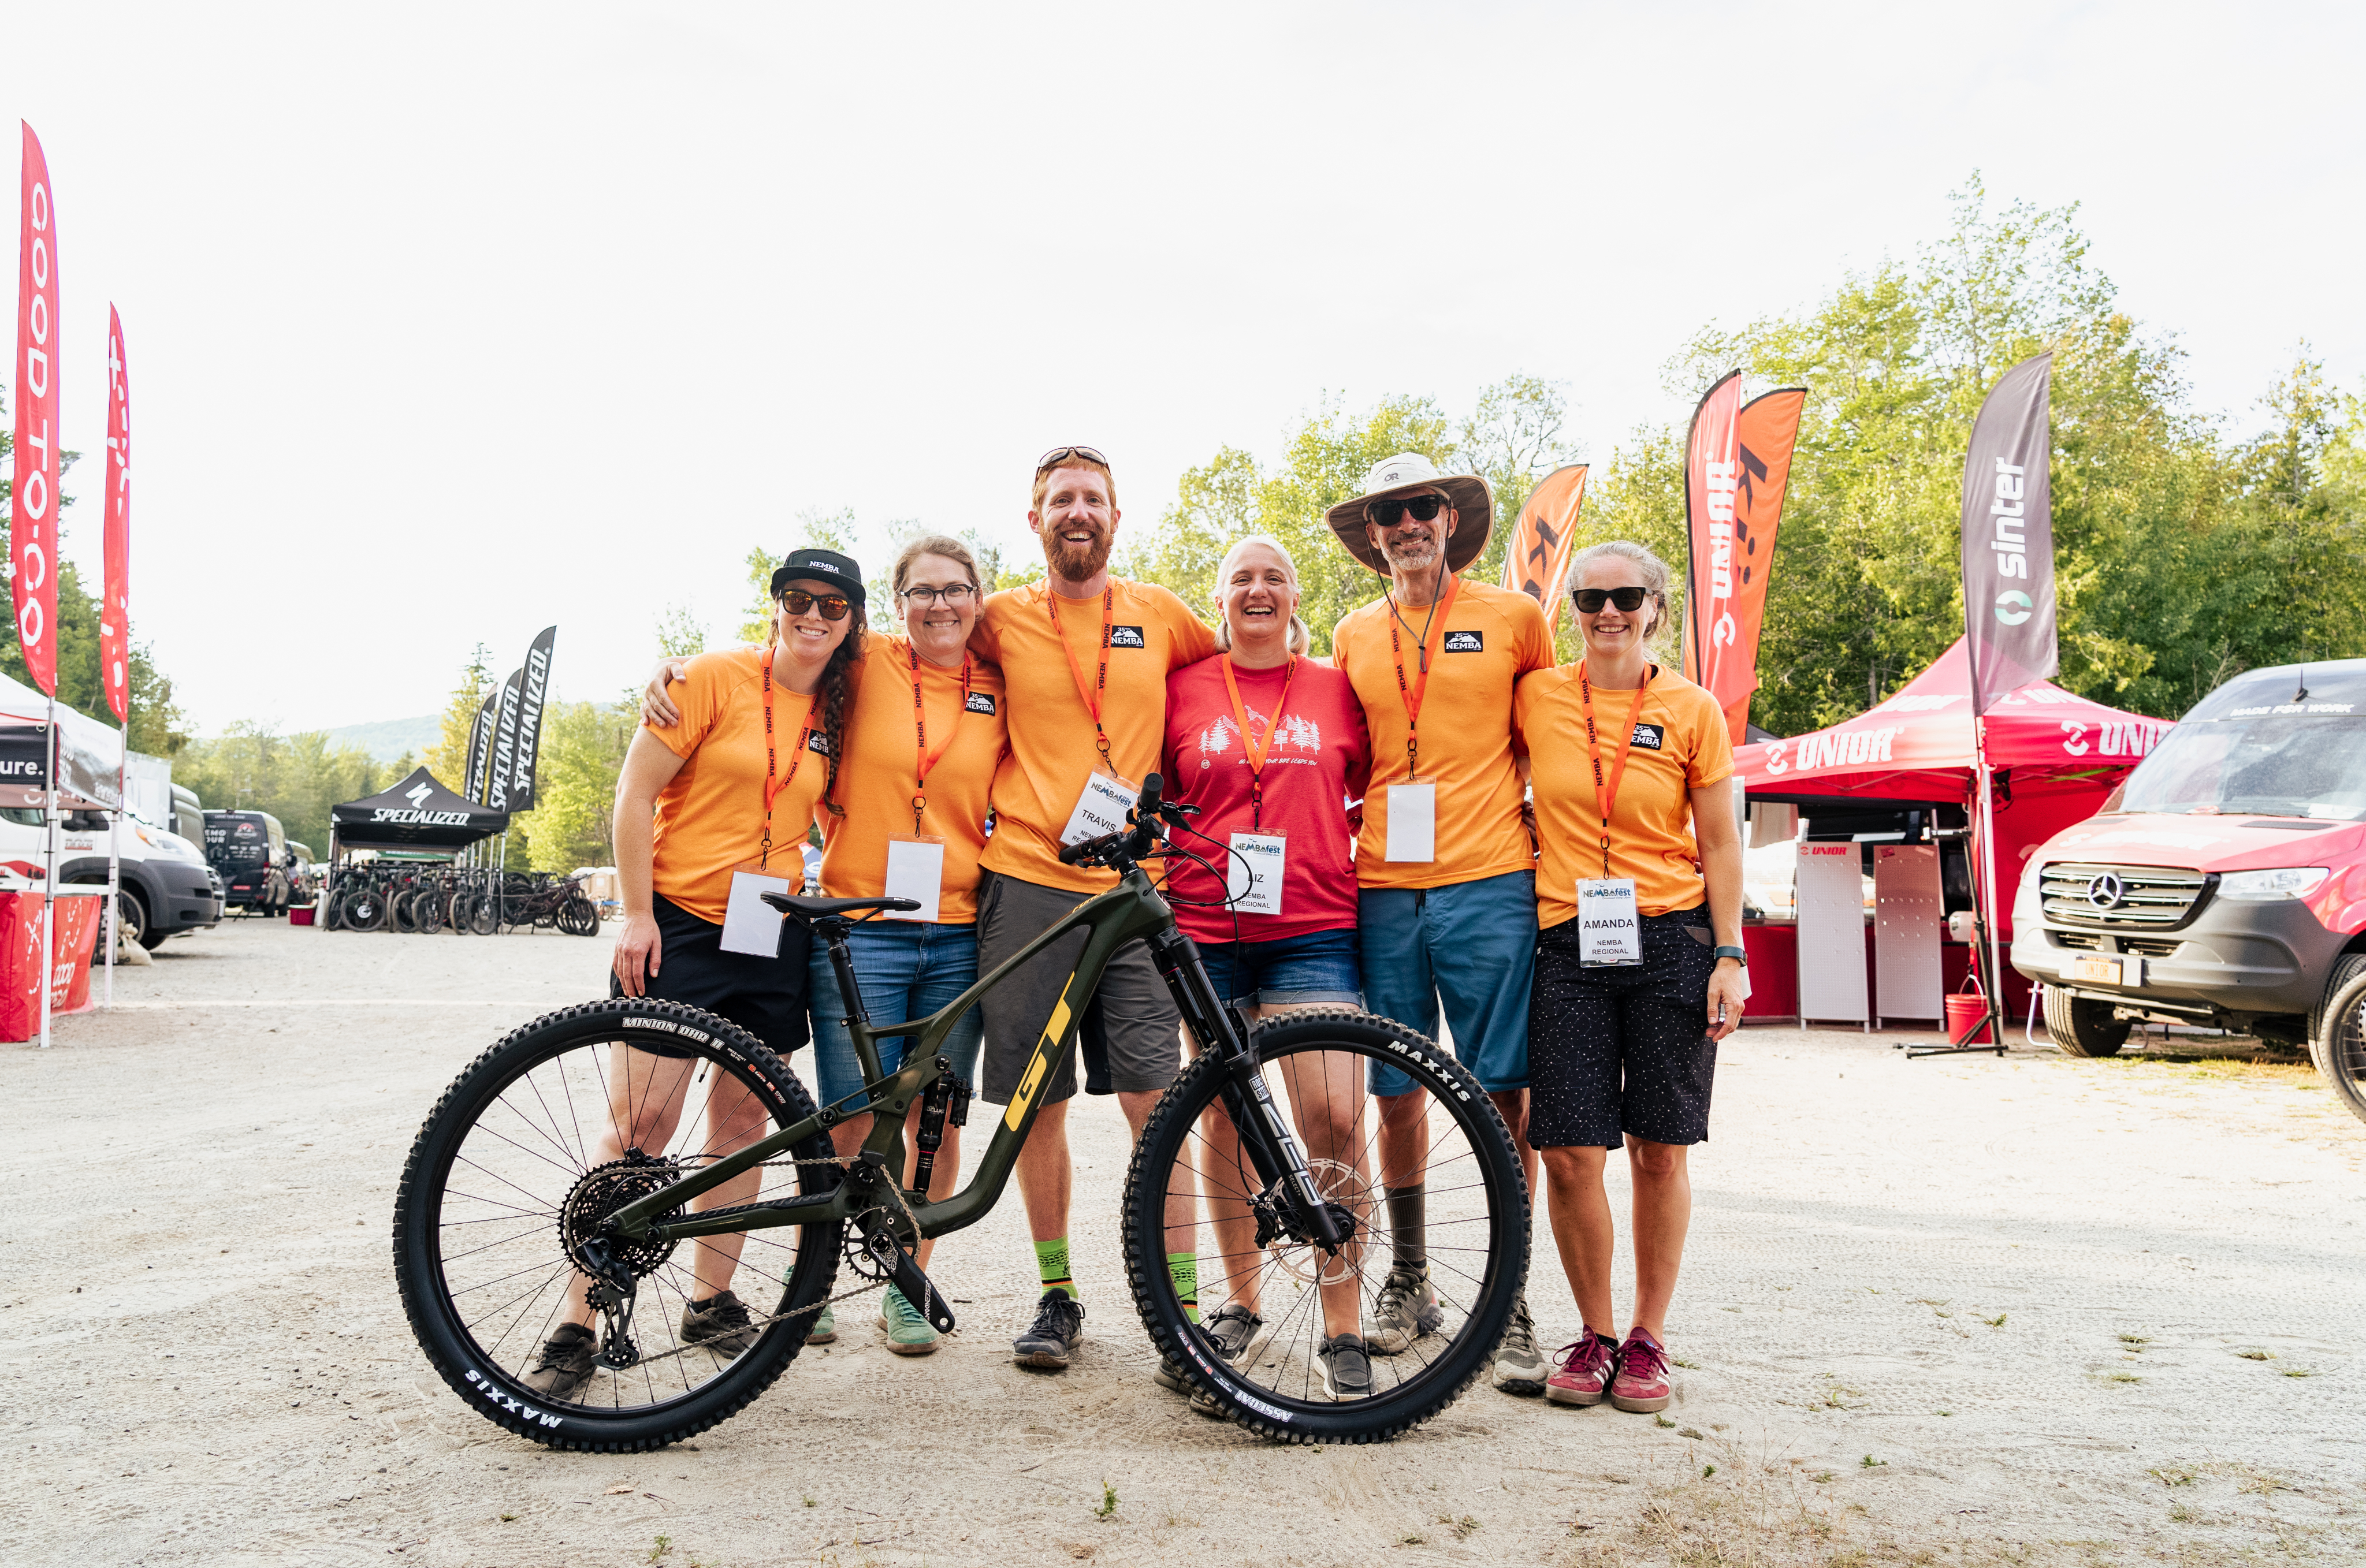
[5,918,2363,1567]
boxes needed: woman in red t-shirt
[1161,534,1375,1402]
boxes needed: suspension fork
[1147,927,1348,1250]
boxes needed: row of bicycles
[323,865,602,937]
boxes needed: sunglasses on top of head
[1035,445,1110,474]
[1366,494,1448,528]
[777,589,853,621]
[1572,586,1651,614]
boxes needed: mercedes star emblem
[2085,873,2126,911]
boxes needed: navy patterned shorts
[1526,904,1718,1149]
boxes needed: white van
[0,806,226,949]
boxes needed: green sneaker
[805,1303,838,1345]
[877,1286,940,1356]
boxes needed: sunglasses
[1367,494,1448,528]
[1572,586,1651,614]
[1036,445,1110,474]
[777,589,853,621]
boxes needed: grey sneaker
[1202,1303,1266,1362]
[1493,1293,1547,1396]
[1319,1332,1374,1401]
[522,1322,598,1402]
[1368,1265,1444,1354]
[805,1303,837,1345]
[1153,1354,1189,1394]
[680,1291,759,1358]
[1013,1289,1085,1370]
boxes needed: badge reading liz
[1226,831,1287,915]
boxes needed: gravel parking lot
[5,919,2361,1566]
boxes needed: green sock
[1167,1251,1199,1324]
[1035,1237,1076,1299]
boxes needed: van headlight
[2216,867,2330,902]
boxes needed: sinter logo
[1987,457,2032,583]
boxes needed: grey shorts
[974,869,1182,1106]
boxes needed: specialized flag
[507,625,557,812]
[1692,386,1806,743]
[1960,353,2056,712]
[1679,371,1743,695]
[464,695,496,804]
[485,668,526,813]
[13,124,60,696]
[101,306,130,722]
[1498,464,1588,631]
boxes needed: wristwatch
[1712,945,1748,967]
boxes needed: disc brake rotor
[1265,1158,1371,1286]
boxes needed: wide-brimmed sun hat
[1322,453,1494,575]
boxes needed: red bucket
[1944,973,1993,1045]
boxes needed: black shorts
[607,892,813,1060]
[1526,904,1718,1149]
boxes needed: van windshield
[2119,716,2366,819]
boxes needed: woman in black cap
[521,547,868,1402]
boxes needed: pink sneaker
[1609,1327,1672,1413]
[1545,1330,1616,1406]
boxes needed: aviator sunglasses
[1572,586,1652,614]
[1036,444,1110,474]
[1367,494,1448,528]
[777,589,853,621]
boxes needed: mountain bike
[392,774,1527,1448]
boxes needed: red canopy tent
[1735,638,2172,1017]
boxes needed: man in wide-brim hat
[1322,452,1559,1399]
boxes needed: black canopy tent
[329,768,509,855]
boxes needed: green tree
[524,699,636,871]
[422,643,494,795]
[173,724,411,855]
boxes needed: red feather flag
[1497,463,1588,632]
[1682,375,1806,744]
[101,307,130,722]
[12,124,59,697]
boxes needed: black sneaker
[1319,1332,1374,1401]
[680,1290,759,1358]
[1012,1288,1085,1370]
[1202,1303,1266,1362]
[522,1322,598,1402]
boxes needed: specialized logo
[1442,630,1483,653]
[405,782,433,808]
[964,692,998,716]
[2084,872,2125,911]
[1108,625,1145,649]
[1629,723,1664,751]
[1995,589,2034,626]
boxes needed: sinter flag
[1960,353,2056,713]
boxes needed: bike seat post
[817,918,870,1029]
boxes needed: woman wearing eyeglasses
[522,549,867,1404]
[801,535,1009,1356]
[1510,540,1746,1418]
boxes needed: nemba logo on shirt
[1630,723,1665,751]
[1443,630,1483,653]
[964,692,998,716]
[1108,625,1146,649]
[805,731,832,756]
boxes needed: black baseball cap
[769,547,867,607]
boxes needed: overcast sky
[9,1,2360,735]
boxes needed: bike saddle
[760,892,922,924]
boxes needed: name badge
[1060,768,1140,848]
[1385,780,1435,863]
[1575,877,1643,967]
[719,860,796,957]
[1227,831,1286,916]
[884,836,945,922]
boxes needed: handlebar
[1057,771,1195,868]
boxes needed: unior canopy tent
[330,767,509,853]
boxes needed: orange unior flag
[1682,378,1806,745]
[1498,463,1588,632]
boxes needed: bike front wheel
[393,997,842,1451]
[1122,1007,1528,1444]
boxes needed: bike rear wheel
[343,887,388,932]
[415,888,446,934]
[468,895,499,936]
[393,997,842,1451]
[1122,1007,1527,1444]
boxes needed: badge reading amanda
[1575,877,1643,967]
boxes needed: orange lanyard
[760,650,819,869]
[1385,575,1460,775]
[1219,653,1297,830]
[1577,660,1654,880]
[1048,585,1116,769]
[907,640,972,832]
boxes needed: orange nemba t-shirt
[970,578,1218,893]
[816,636,1009,923]
[645,646,834,923]
[1513,663,1733,926]
[1330,578,1557,889]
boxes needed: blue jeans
[1193,926,1363,1008]
[806,920,985,1108]
[1359,870,1536,1096]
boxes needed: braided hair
[815,621,865,817]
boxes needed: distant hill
[317,714,443,762]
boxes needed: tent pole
[106,720,124,1007]
[1910,716,2011,1059]
[39,699,56,1049]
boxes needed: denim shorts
[1359,870,1536,1096]
[1192,925,1362,1009]
[805,919,985,1108]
